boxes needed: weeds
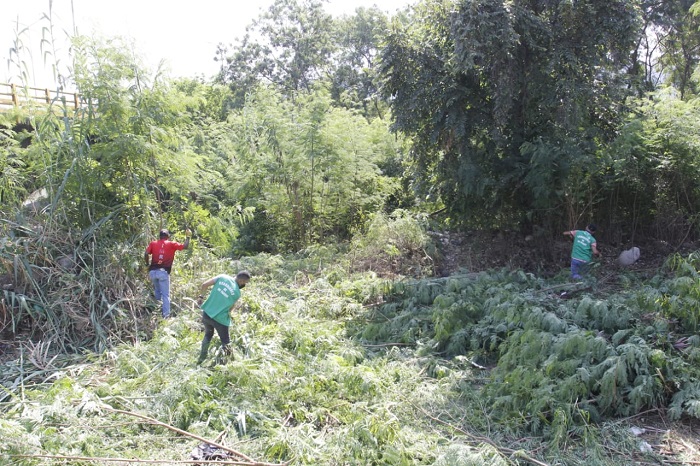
[3,245,700,464]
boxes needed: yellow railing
[0,82,83,111]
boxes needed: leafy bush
[350,210,436,277]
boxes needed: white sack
[618,247,640,266]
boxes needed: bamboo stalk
[102,406,287,466]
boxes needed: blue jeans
[149,269,171,317]
[570,258,589,280]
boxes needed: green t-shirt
[571,230,596,263]
[201,275,241,326]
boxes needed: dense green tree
[380,0,641,229]
[660,0,700,98]
[22,38,244,249]
[167,78,257,252]
[217,0,336,103]
[628,0,700,98]
[217,1,398,118]
[627,0,685,94]
[58,36,201,236]
[598,88,700,243]
[229,85,399,251]
[330,7,390,119]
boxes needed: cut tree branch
[404,397,550,466]
[101,406,288,466]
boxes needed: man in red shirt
[144,228,191,318]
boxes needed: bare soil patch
[432,230,699,278]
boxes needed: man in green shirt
[563,224,600,280]
[197,270,251,364]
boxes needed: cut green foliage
[1,253,457,465]
[4,249,700,464]
[356,256,700,436]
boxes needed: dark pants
[199,311,230,362]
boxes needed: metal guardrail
[0,82,83,110]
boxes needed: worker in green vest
[196,270,251,364]
[563,224,600,280]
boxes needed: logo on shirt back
[216,279,237,298]
[576,237,591,247]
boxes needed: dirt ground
[626,412,700,464]
[432,229,699,278]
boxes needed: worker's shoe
[197,339,211,364]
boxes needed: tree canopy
[381,0,641,228]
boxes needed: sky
[1,0,413,88]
